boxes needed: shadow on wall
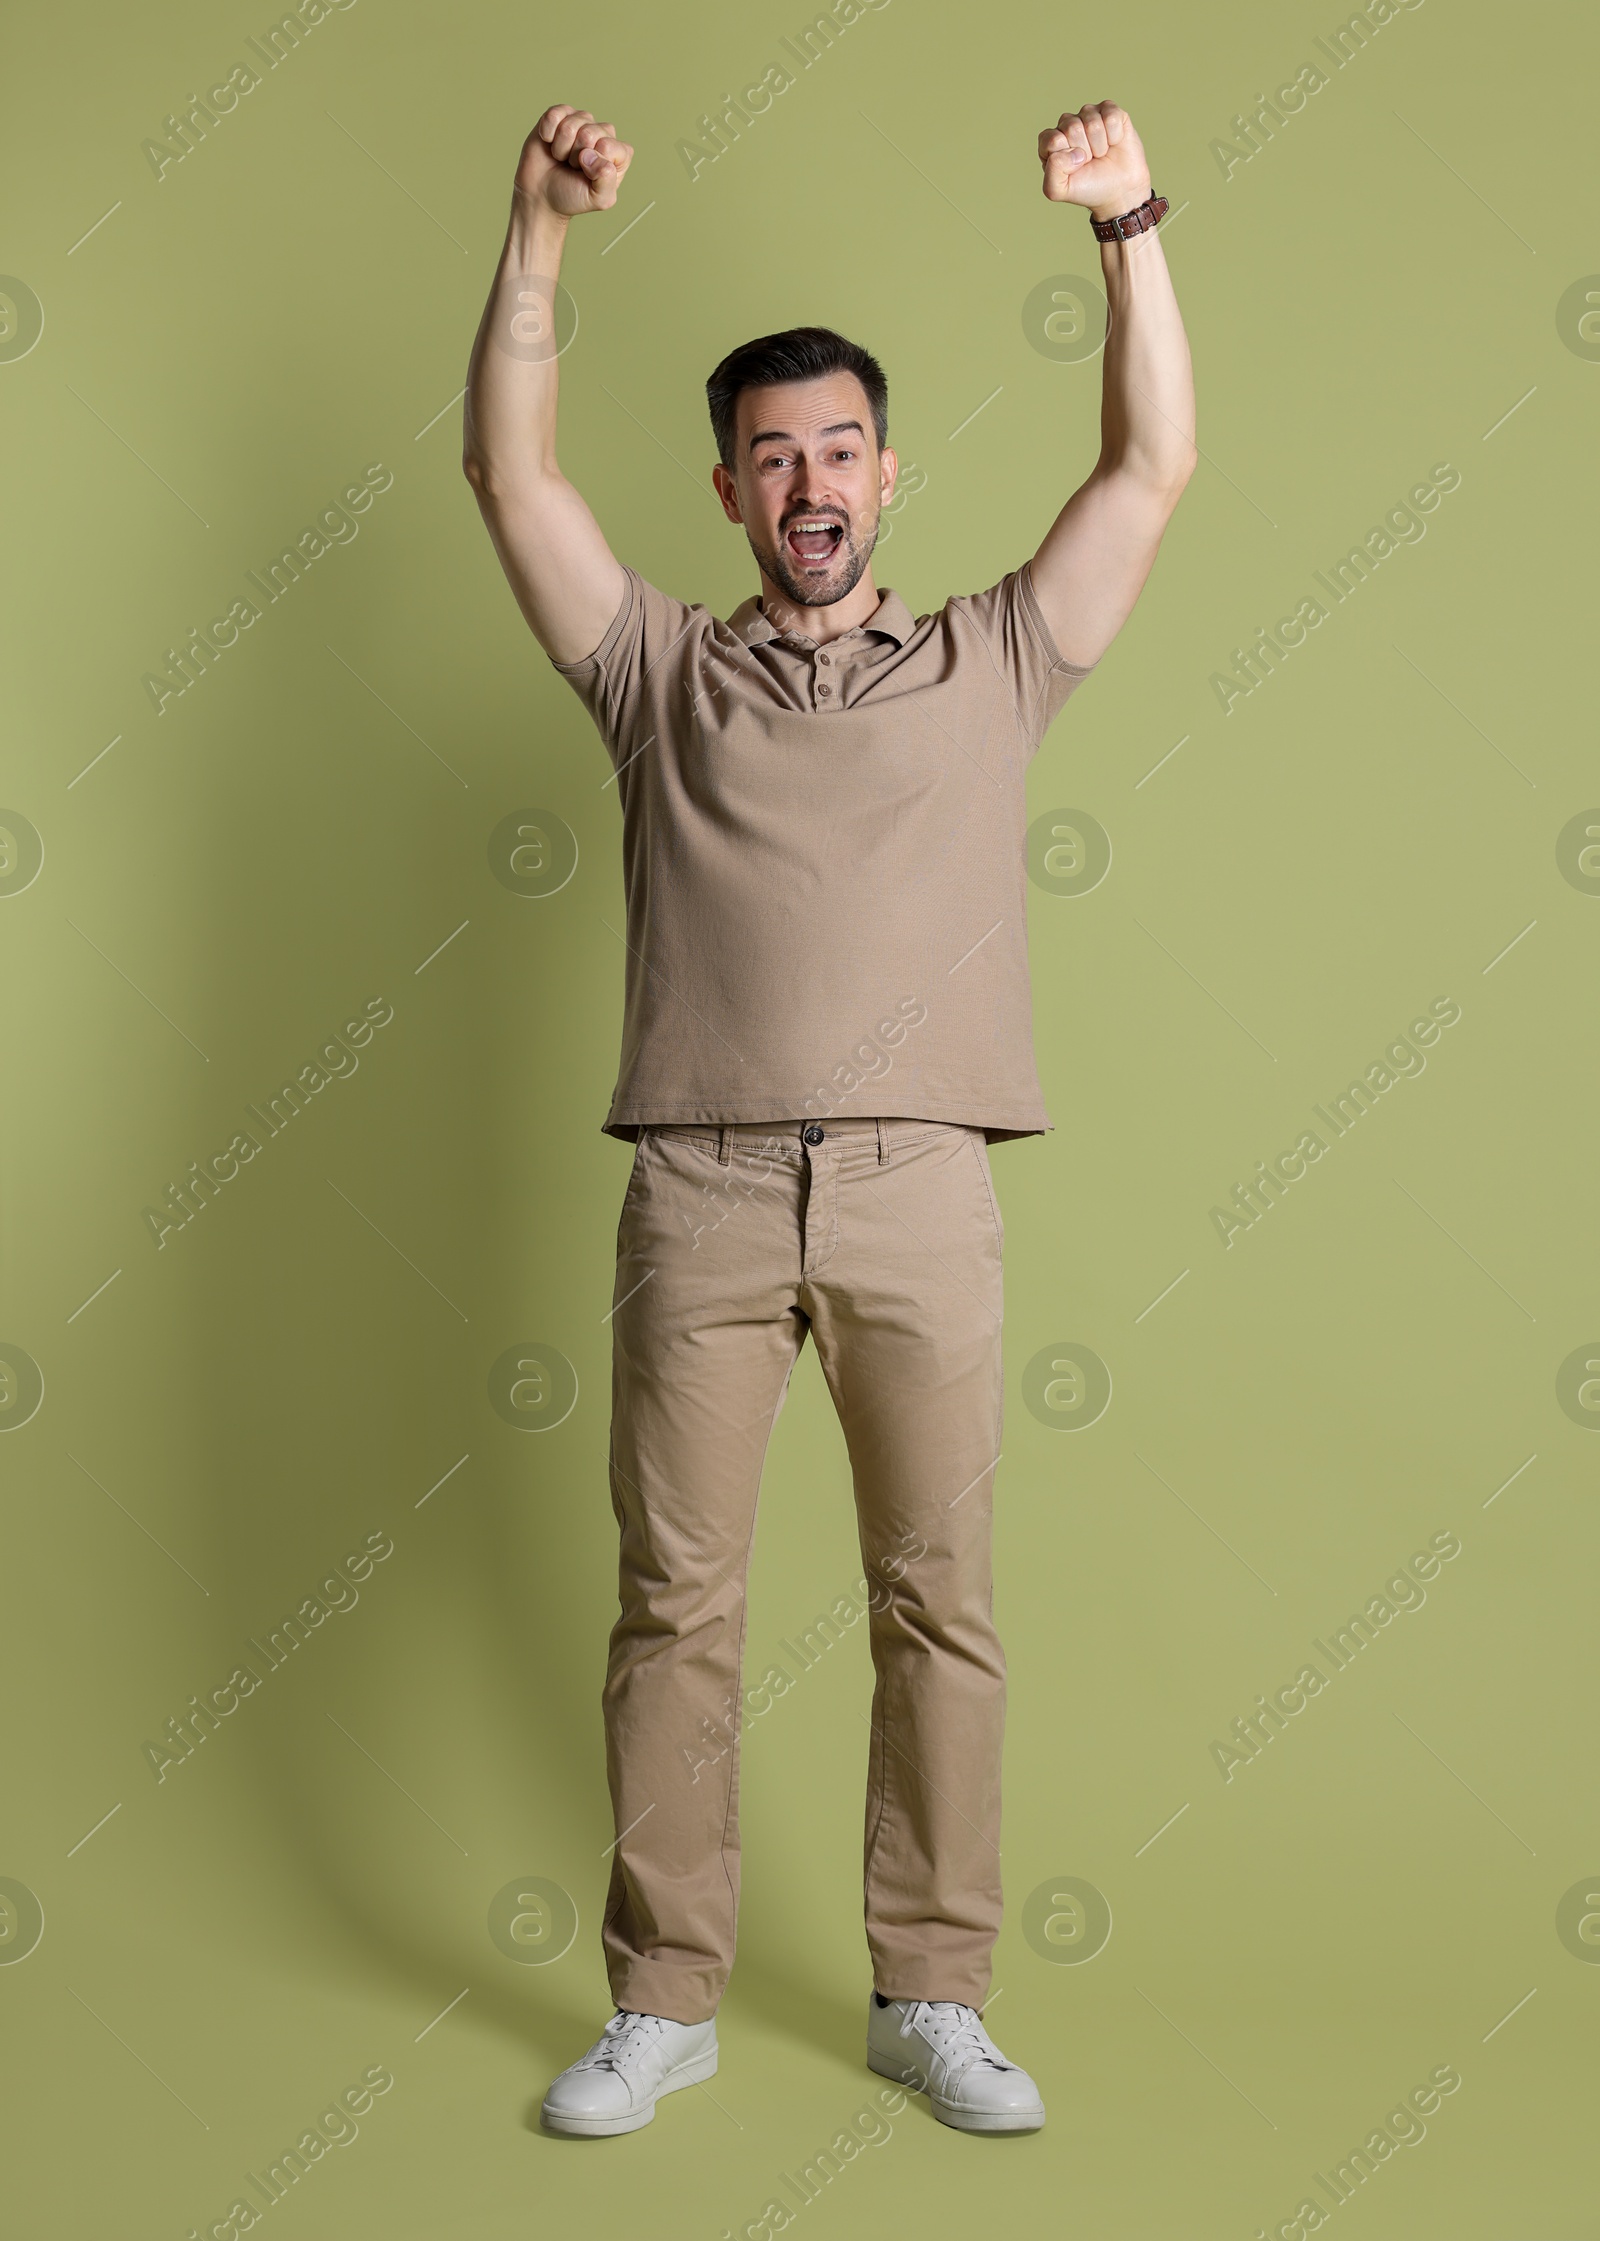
[164,446,629,2071]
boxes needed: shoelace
[574,2010,670,2072]
[900,2000,1011,2072]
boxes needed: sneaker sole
[866,2046,1045,2134]
[541,2045,718,2138]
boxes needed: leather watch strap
[1090,193,1169,242]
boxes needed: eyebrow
[745,419,866,454]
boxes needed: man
[463,97,1194,2139]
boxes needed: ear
[879,445,898,507]
[712,464,744,525]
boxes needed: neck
[757,565,882,645]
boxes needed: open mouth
[784,518,845,566]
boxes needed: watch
[1090,193,1169,242]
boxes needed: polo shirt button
[817,683,831,696]
[803,1124,825,1145]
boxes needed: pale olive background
[3,0,1596,2235]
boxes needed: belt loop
[717,1123,733,1168]
[876,1116,889,1164]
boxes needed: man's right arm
[462,107,634,666]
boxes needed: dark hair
[705,325,888,472]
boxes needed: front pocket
[967,1130,1005,1247]
[624,1129,651,1196]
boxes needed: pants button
[803,1124,825,1145]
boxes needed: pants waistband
[643,1117,972,1167]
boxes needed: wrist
[510,190,571,259]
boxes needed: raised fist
[1038,102,1150,222]
[517,105,633,216]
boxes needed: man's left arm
[1026,102,1197,670]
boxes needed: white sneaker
[541,2009,718,2137]
[867,1994,1045,2133]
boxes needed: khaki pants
[601,1115,1008,2023]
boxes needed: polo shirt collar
[727,584,916,651]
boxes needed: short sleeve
[944,561,1097,761]
[548,565,703,772]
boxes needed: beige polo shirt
[551,560,1095,1142]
